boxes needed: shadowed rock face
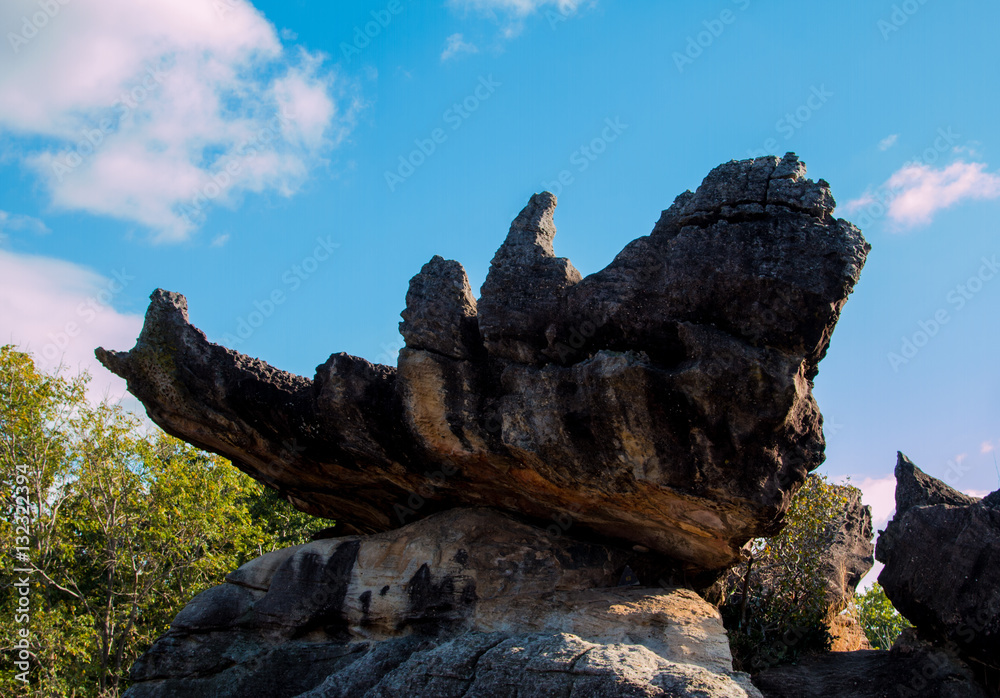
[752,641,992,698]
[97,153,868,573]
[876,453,1000,672]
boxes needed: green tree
[0,345,323,696]
[722,474,852,671]
[855,582,912,650]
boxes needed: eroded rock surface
[123,509,760,698]
[97,153,868,573]
[875,453,1000,672]
[820,480,874,612]
[752,634,992,698]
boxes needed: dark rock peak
[497,191,559,256]
[876,455,1000,673]
[894,451,979,516]
[478,191,582,363]
[985,489,1000,509]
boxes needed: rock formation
[753,633,993,698]
[97,153,869,576]
[818,480,874,613]
[123,509,762,698]
[875,453,1000,674]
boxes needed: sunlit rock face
[98,153,868,574]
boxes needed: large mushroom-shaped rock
[97,153,869,573]
[123,509,762,698]
[875,453,1000,671]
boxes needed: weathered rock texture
[97,153,868,573]
[123,509,761,698]
[875,453,1000,673]
[828,610,871,653]
[753,632,993,698]
[820,481,874,612]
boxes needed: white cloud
[210,233,231,248]
[451,0,582,15]
[840,474,896,590]
[878,134,898,151]
[982,441,996,454]
[0,248,143,405]
[441,33,479,61]
[848,474,898,533]
[0,0,354,242]
[0,211,51,238]
[845,161,1000,229]
[448,0,588,36]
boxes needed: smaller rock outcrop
[124,509,761,698]
[818,481,874,613]
[753,631,992,698]
[875,452,1000,673]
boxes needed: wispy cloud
[0,0,355,242]
[0,211,50,238]
[441,33,479,61]
[448,0,588,37]
[878,133,898,151]
[451,0,583,15]
[983,440,996,454]
[845,161,1000,229]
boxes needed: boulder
[123,508,761,698]
[97,153,868,573]
[752,635,992,698]
[875,453,1000,672]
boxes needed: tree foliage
[722,474,852,672]
[0,345,323,696]
[855,582,912,650]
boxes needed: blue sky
[2,1,999,564]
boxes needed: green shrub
[721,475,851,671]
[855,582,912,650]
